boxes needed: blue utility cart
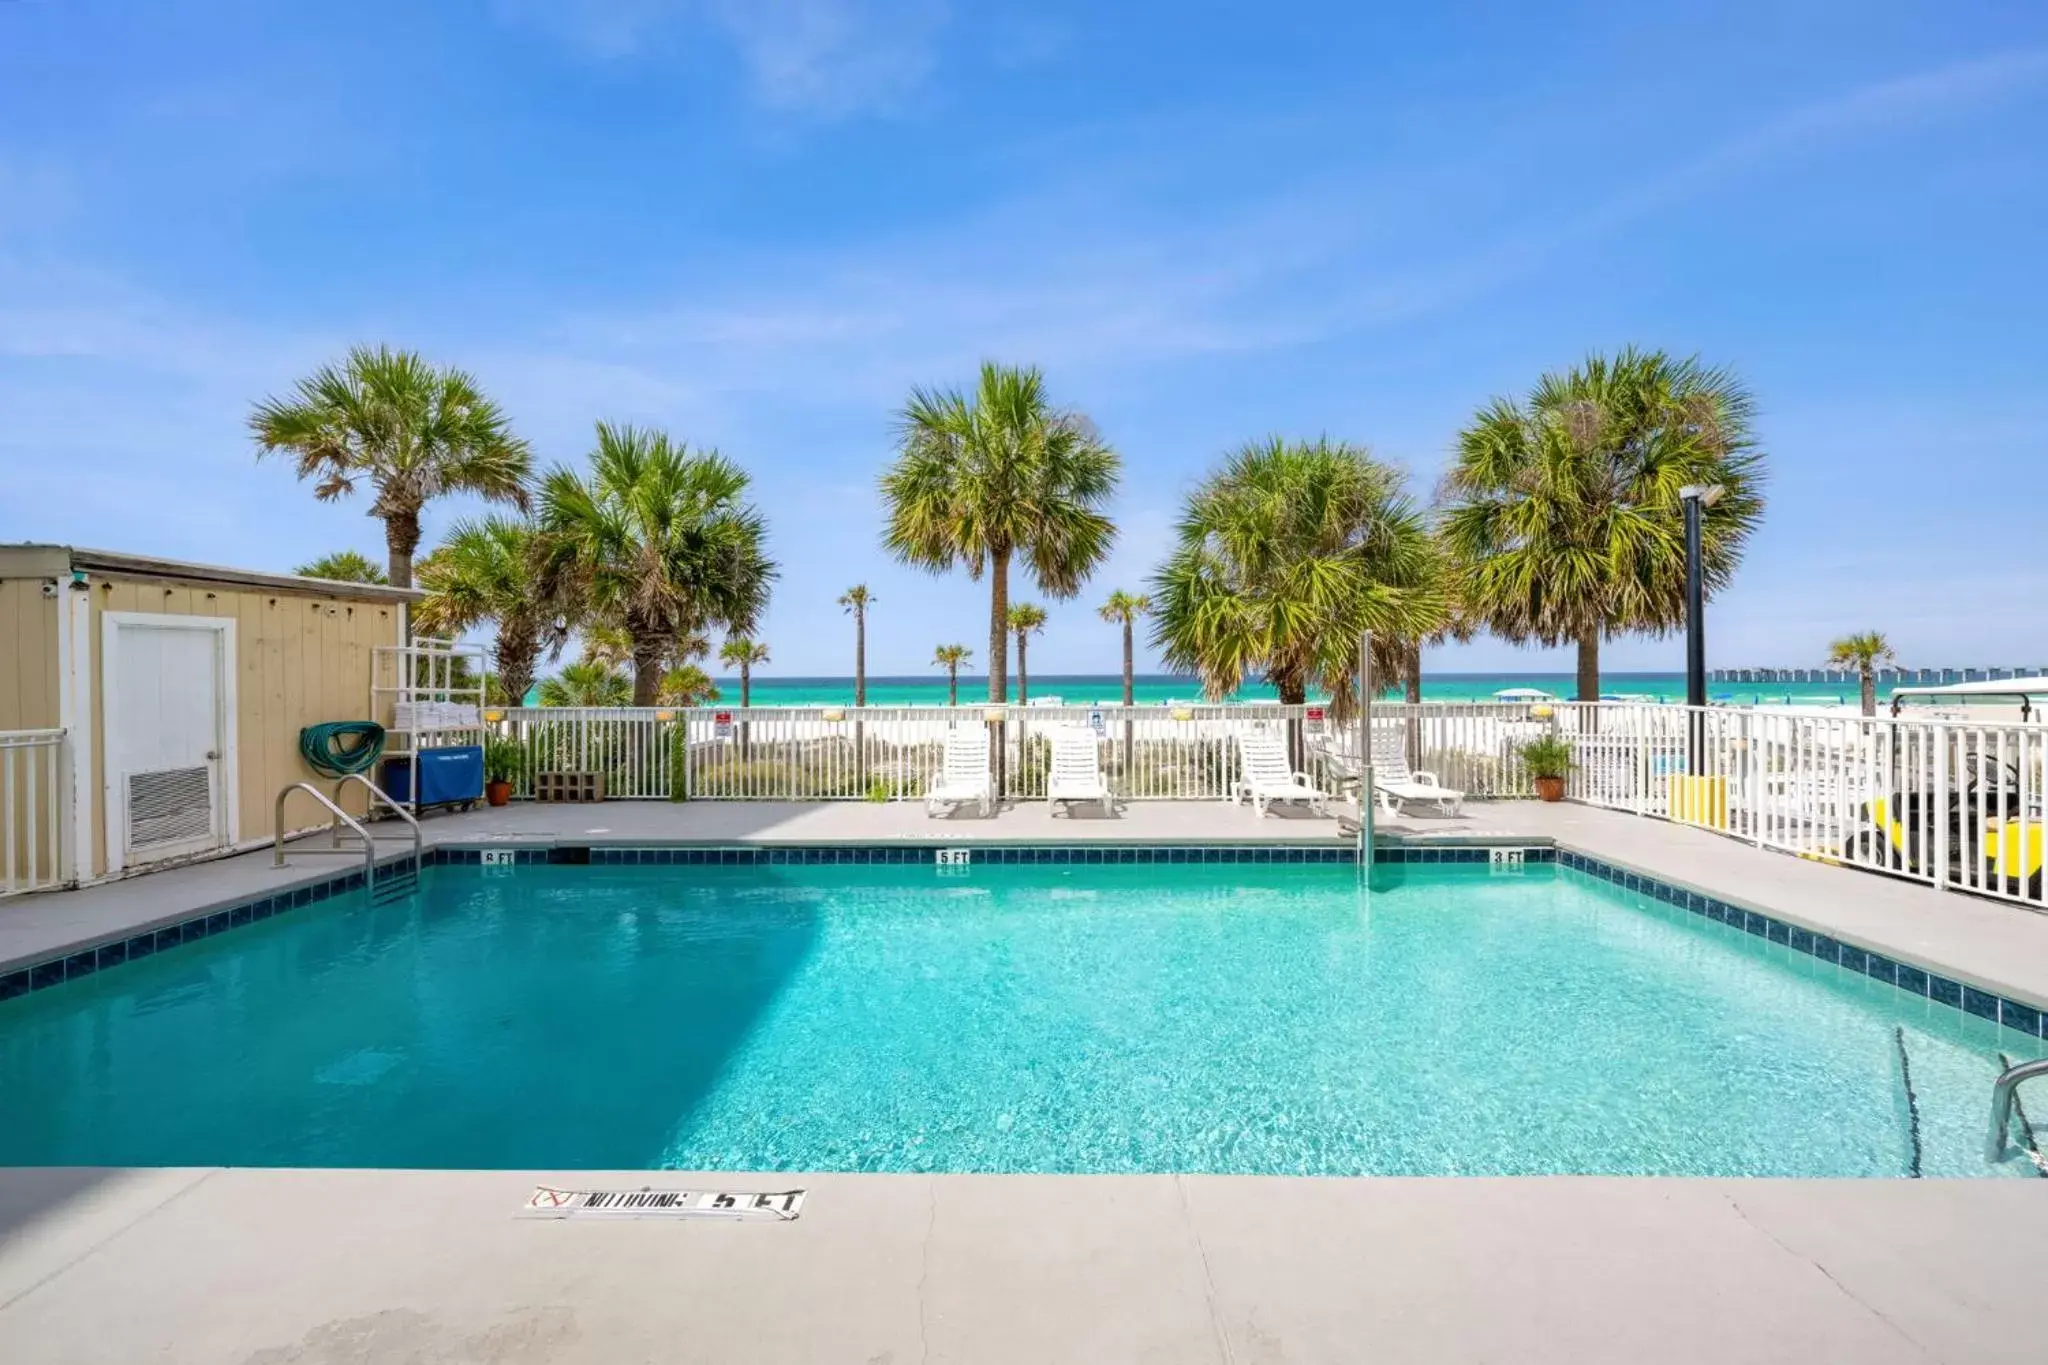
[380,745,485,813]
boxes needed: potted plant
[1518,734,1573,802]
[483,738,522,807]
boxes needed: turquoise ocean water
[578,671,1885,708]
[4,862,2039,1175]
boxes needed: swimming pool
[3,853,2043,1175]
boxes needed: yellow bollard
[1668,774,1729,830]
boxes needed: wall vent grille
[126,767,212,850]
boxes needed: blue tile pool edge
[1548,849,2048,1037]
[0,857,408,1004]
[3,840,2044,1041]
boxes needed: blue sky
[3,1,2046,679]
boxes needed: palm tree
[714,636,766,753]
[1098,590,1150,776]
[933,644,972,706]
[251,346,530,589]
[719,637,770,707]
[838,585,874,706]
[414,517,559,707]
[1008,602,1047,704]
[1097,591,1151,706]
[537,660,632,708]
[1438,348,1766,702]
[1152,438,1446,712]
[296,550,388,584]
[882,363,1119,708]
[1394,578,1475,704]
[658,664,721,707]
[537,422,776,707]
[580,622,711,676]
[1828,631,1896,717]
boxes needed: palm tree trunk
[384,507,422,592]
[988,551,1009,801]
[1404,640,1422,770]
[1014,632,1030,797]
[988,553,1010,703]
[1861,668,1876,718]
[630,636,664,708]
[1121,618,1135,779]
[1574,627,1600,736]
[854,610,867,707]
[1121,621,1135,706]
[1277,674,1309,769]
[853,610,868,793]
[948,668,959,706]
[495,628,539,709]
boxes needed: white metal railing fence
[1365,702,1545,797]
[1,729,65,898]
[495,704,1460,804]
[494,702,1555,805]
[491,699,1548,806]
[1551,702,2048,912]
[490,698,2048,908]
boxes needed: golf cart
[1845,748,2044,897]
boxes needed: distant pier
[1708,666,2047,686]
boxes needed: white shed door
[105,617,231,867]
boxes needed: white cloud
[494,45,2048,428]
[8,44,2048,667]
[496,0,951,116]
[1411,46,2048,317]
[710,0,948,114]
[494,0,686,59]
[518,174,1363,422]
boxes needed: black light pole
[1679,484,1723,775]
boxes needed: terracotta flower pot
[485,779,513,808]
[1534,775,1566,803]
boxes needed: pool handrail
[1985,1056,2048,1161]
[330,772,423,872]
[273,782,378,893]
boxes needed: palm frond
[251,347,531,581]
[294,550,387,584]
[536,422,777,692]
[882,363,1120,598]
[1438,348,1766,649]
[1150,437,1444,705]
[537,660,633,708]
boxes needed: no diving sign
[519,1186,806,1221]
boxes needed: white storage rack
[371,637,489,815]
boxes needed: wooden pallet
[534,771,605,803]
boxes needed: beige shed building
[0,545,417,890]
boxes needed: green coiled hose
[299,721,387,778]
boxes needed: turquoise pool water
[3,862,2043,1175]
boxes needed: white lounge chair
[1368,729,1464,816]
[1312,734,1365,799]
[926,729,994,817]
[1234,730,1327,817]
[1047,730,1115,816]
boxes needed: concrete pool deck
[2,1166,2045,1363]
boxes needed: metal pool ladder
[1985,1057,2048,1161]
[273,775,423,903]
